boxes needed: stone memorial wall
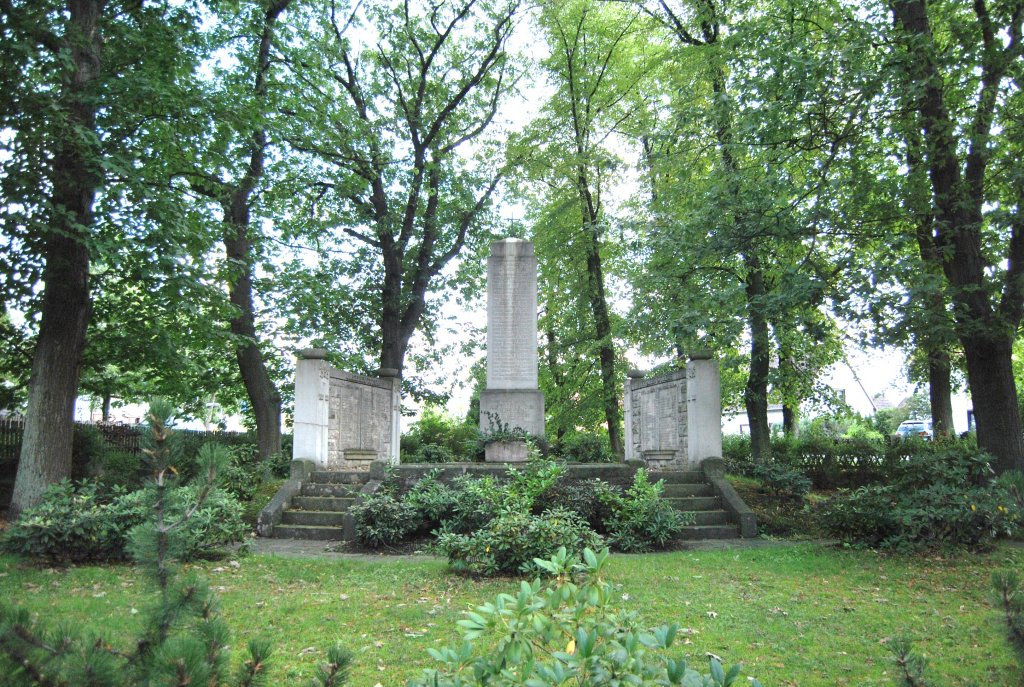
[293,349,401,470]
[624,355,722,469]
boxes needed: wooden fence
[0,417,249,464]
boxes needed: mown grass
[2,542,1022,685]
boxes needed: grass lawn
[2,542,1022,685]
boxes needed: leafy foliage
[600,469,689,552]
[436,508,605,577]
[350,492,420,548]
[0,480,147,564]
[821,449,1021,551]
[553,432,617,463]
[402,407,483,463]
[411,547,759,686]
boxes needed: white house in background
[723,404,785,435]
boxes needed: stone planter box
[484,440,529,463]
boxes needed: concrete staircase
[261,460,755,543]
[651,469,742,540]
[269,471,366,540]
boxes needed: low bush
[553,432,616,463]
[821,449,1021,551]
[1,480,147,563]
[96,449,146,490]
[242,477,285,527]
[350,492,419,547]
[404,469,459,530]
[411,443,457,463]
[533,477,621,532]
[601,469,689,552]
[412,547,758,687]
[435,507,604,576]
[402,406,482,463]
[751,462,812,502]
[439,475,502,534]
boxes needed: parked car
[895,419,933,440]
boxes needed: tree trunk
[224,196,282,462]
[962,335,1024,473]
[582,227,622,457]
[378,236,407,375]
[782,404,798,436]
[102,392,111,422]
[10,0,103,519]
[744,254,772,463]
[926,349,954,437]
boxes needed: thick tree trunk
[926,349,954,437]
[962,335,1024,473]
[744,255,772,463]
[379,237,407,375]
[224,197,282,462]
[102,392,111,422]
[10,0,103,519]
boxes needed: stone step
[292,496,355,512]
[271,524,346,541]
[309,471,368,485]
[661,482,715,498]
[665,496,721,511]
[678,524,740,540]
[650,470,705,484]
[281,510,347,527]
[686,510,732,526]
[301,482,361,498]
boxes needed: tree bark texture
[744,255,772,463]
[890,0,1024,471]
[10,0,104,518]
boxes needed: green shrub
[554,432,616,463]
[97,449,145,490]
[533,478,621,532]
[751,462,812,502]
[821,449,1021,551]
[412,443,457,463]
[350,491,419,547]
[402,406,482,463]
[404,469,459,530]
[438,475,502,534]
[73,423,108,479]
[602,469,689,552]
[242,478,284,527]
[436,507,604,577]
[412,547,758,687]
[722,434,752,472]
[0,480,147,563]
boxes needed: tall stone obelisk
[479,239,545,461]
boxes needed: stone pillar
[623,370,644,462]
[479,239,545,461]
[686,352,722,463]
[377,368,402,466]
[293,348,330,466]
